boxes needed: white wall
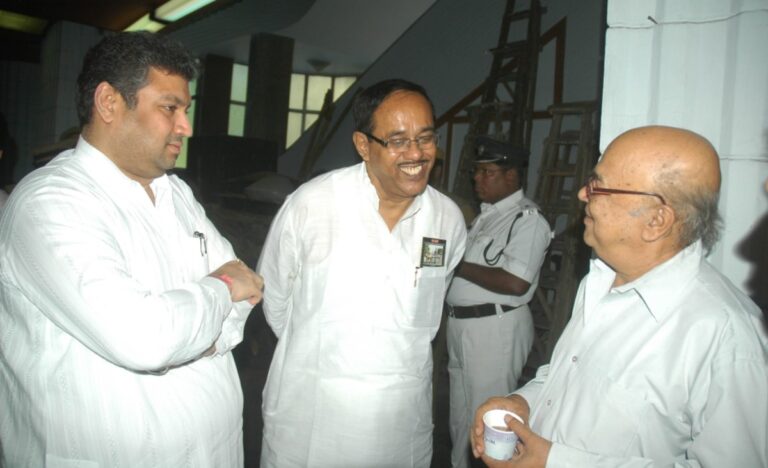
[601,0,768,299]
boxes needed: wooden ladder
[297,87,362,181]
[525,101,598,374]
[451,0,544,201]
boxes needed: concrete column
[244,33,293,153]
[195,54,233,136]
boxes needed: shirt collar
[587,241,704,322]
[358,161,423,221]
[480,188,524,214]
[75,136,171,204]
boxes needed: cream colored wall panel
[603,0,768,296]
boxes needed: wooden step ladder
[297,87,362,182]
[451,0,544,202]
[525,101,598,375]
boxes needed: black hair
[76,31,199,126]
[352,78,435,134]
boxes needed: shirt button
[571,355,578,363]
[546,399,552,406]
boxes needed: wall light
[0,9,48,34]
[155,0,216,22]
[124,14,165,32]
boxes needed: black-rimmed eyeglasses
[363,132,439,152]
[584,175,666,205]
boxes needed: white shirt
[257,162,467,467]
[515,241,768,467]
[447,189,551,307]
[0,138,252,467]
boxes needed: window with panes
[286,74,356,148]
[176,78,196,169]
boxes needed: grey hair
[656,170,722,254]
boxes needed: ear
[93,81,120,124]
[353,131,370,162]
[504,167,520,188]
[641,204,677,243]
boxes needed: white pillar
[601,0,768,303]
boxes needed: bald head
[605,126,722,252]
[608,126,720,192]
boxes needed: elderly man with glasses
[444,136,552,468]
[257,79,467,467]
[470,125,767,468]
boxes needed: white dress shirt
[445,189,550,468]
[446,189,551,307]
[0,137,252,467]
[257,162,467,468]
[515,241,768,467]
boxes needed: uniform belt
[449,303,520,319]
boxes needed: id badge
[420,237,447,267]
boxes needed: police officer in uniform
[445,136,551,468]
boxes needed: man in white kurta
[258,80,467,467]
[470,126,768,467]
[0,32,263,467]
[0,137,253,467]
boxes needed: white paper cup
[482,409,523,461]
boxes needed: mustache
[397,159,430,166]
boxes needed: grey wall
[0,60,40,181]
[0,21,104,182]
[38,22,104,145]
[278,0,606,193]
[0,0,606,188]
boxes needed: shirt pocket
[398,265,447,329]
[584,376,650,455]
[179,232,211,280]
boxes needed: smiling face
[354,90,436,205]
[110,67,192,185]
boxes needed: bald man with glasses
[470,126,767,468]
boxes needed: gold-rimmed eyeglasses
[364,132,439,153]
[584,175,666,205]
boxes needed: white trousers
[446,306,534,468]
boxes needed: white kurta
[515,241,768,467]
[0,138,252,467]
[257,163,467,468]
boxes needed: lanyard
[481,207,538,265]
